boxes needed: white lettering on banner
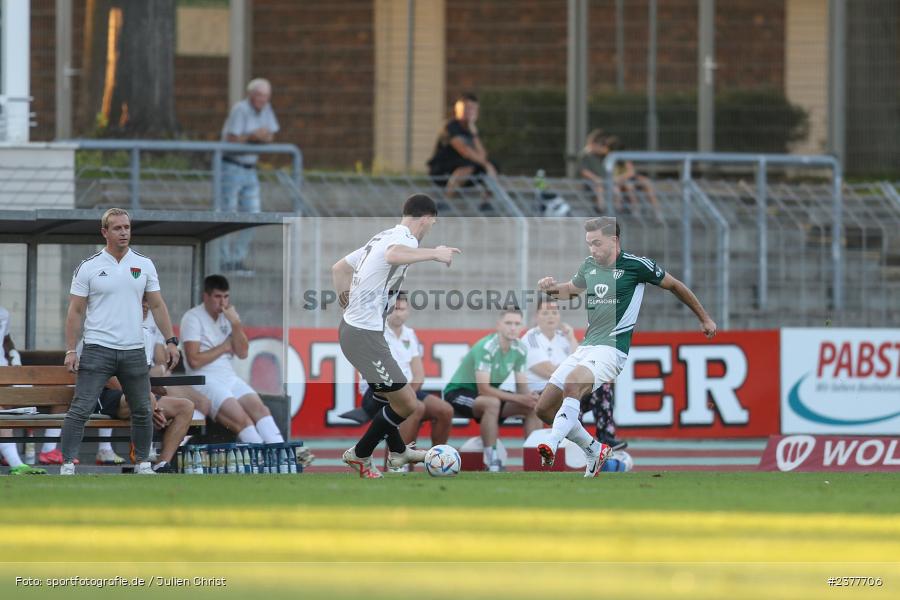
[823,440,857,466]
[856,440,883,466]
[781,329,900,435]
[615,346,673,426]
[237,338,306,418]
[678,345,749,425]
[886,440,900,465]
[762,435,900,471]
[775,435,816,471]
[424,343,470,391]
[310,343,358,425]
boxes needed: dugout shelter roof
[0,208,289,348]
[0,208,287,242]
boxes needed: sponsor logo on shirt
[99,271,108,277]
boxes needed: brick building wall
[252,0,374,169]
[444,0,784,99]
[30,0,781,167]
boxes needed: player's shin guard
[549,397,581,445]
[566,420,595,449]
[355,404,407,458]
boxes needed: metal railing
[603,152,843,310]
[6,148,900,331]
[72,139,304,213]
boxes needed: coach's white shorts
[194,374,256,419]
[548,345,628,392]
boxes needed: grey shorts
[339,320,407,393]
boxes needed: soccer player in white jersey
[536,217,717,477]
[359,292,454,450]
[523,297,578,393]
[333,194,460,478]
[181,275,284,445]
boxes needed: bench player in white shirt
[0,280,46,475]
[333,194,460,478]
[522,297,578,394]
[181,275,284,445]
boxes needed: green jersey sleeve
[571,260,587,289]
[636,257,666,285]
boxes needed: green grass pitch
[2,472,898,599]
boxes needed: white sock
[0,443,24,468]
[42,429,61,452]
[192,410,205,421]
[549,397,581,446]
[237,425,264,444]
[255,415,284,443]
[567,421,598,452]
[482,445,495,467]
[97,429,113,451]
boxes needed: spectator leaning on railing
[219,77,280,274]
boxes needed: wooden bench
[0,366,206,442]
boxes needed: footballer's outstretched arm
[331,258,354,308]
[659,273,717,338]
[384,244,460,267]
[537,276,585,300]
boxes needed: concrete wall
[784,0,828,154]
[0,143,76,208]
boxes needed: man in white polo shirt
[523,297,578,394]
[181,274,283,444]
[61,208,181,475]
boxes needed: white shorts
[194,374,256,419]
[548,345,627,393]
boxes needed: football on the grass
[424,444,461,477]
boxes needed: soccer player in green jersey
[443,307,542,471]
[536,217,717,477]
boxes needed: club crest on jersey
[130,267,141,279]
[613,269,624,280]
[402,340,410,348]
[594,283,609,298]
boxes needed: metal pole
[55,0,73,140]
[291,150,303,213]
[25,241,37,349]
[681,158,693,290]
[191,241,204,307]
[213,149,223,211]
[282,219,291,400]
[755,158,767,309]
[615,0,625,93]
[228,0,251,108]
[129,148,141,210]
[697,0,715,152]
[404,0,415,171]
[827,0,846,165]
[720,218,730,330]
[832,161,844,311]
[647,0,658,152]
[566,0,588,178]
